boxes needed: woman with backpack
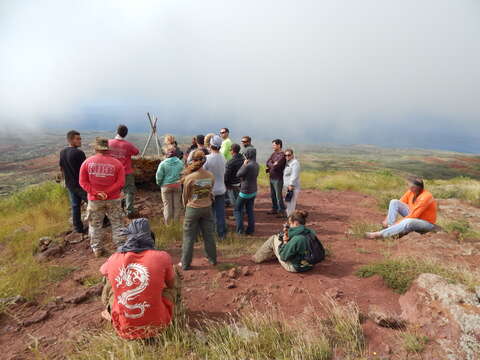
[252,210,321,272]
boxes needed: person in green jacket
[219,128,233,161]
[156,146,185,224]
[252,210,314,272]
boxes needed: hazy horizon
[1,1,479,153]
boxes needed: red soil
[1,189,418,359]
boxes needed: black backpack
[304,231,326,264]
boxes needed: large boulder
[399,273,480,360]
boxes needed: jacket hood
[163,156,182,166]
[288,225,315,237]
[117,218,155,253]
[244,147,257,161]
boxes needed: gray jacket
[236,148,259,195]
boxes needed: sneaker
[93,248,105,258]
[178,262,191,271]
[101,309,112,322]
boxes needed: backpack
[304,231,326,264]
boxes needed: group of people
[59,125,439,340]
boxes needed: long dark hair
[181,150,206,181]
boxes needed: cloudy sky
[0,0,479,152]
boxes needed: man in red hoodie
[80,137,126,257]
[108,125,140,218]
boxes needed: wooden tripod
[141,112,162,156]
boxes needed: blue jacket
[156,157,184,187]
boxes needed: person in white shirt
[283,149,301,217]
[204,135,227,239]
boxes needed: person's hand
[243,159,249,165]
[97,192,108,200]
[273,161,278,166]
[288,185,294,191]
[382,219,388,228]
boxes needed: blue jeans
[212,194,227,238]
[234,196,256,234]
[67,187,87,233]
[382,199,434,237]
[227,186,240,206]
[270,179,286,212]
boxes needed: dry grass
[0,182,73,300]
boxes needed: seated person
[252,210,314,272]
[366,176,437,239]
[100,218,179,339]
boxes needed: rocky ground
[1,189,480,359]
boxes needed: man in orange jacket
[366,177,436,239]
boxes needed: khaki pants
[87,199,126,251]
[161,186,183,224]
[252,234,297,272]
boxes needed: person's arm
[266,154,273,169]
[104,163,126,197]
[289,161,300,187]
[279,236,299,262]
[236,163,248,179]
[182,178,192,207]
[156,162,165,186]
[79,162,94,194]
[272,153,286,172]
[406,194,435,219]
[100,259,109,276]
[163,254,175,289]
[129,142,140,156]
[400,191,409,204]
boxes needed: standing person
[180,150,217,270]
[184,136,198,162]
[204,133,215,152]
[80,137,126,257]
[187,135,209,163]
[164,134,183,159]
[59,130,87,236]
[224,144,243,206]
[156,146,185,224]
[219,128,233,161]
[99,218,178,339]
[204,135,227,239]
[108,125,140,218]
[283,149,301,217]
[366,177,437,239]
[234,148,259,235]
[266,139,287,218]
[240,136,255,155]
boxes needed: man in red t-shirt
[108,125,140,218]
[100,218,178,339]
[79,137,126,257]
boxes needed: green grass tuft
[356,257,479,294]
[400,331,429,354]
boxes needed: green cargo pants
[181,206,217,269]
[86,199,126,251]
[123,174,136,215]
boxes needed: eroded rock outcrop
[399,273,480,360]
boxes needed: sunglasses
[285,154,293,157]
[220,131,227,134]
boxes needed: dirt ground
[2,188,479,359]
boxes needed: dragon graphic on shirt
[115,263,151,319]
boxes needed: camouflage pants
[252,234,297,272]
[87,199,126,251]
[123,174,136,215]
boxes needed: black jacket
[236,148,259,195]
[225,153,243,187]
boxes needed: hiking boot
[267,210,278,215]
[178,262,191,271]
[93,248,105,258]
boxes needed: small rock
[368,305,406,329]
[36,245,64,262]
[240,266,252,276]
[0,295,27,306]
[325,287,344,300]
[22,310,49,327]
[383,344,392,354]
[38,236,53,251]
[475,285,480,301]
[226,268,238,279]
[226,281,237,289]
[65,232,84,244]
[64,283,103,304]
